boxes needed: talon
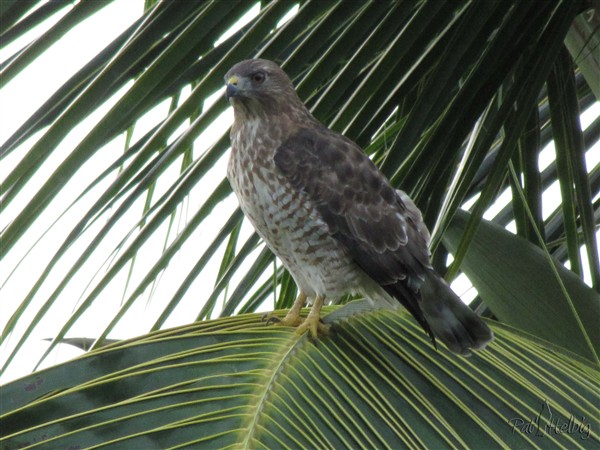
[262,293,330,339]
[262,292,307,328]
[265,316,281,325]
[261,312,279,323]
[294,295,328,340]
[296,318,330,340]
[262,311,284,325]
[262,311,302,327]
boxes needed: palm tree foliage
[1,0,599,446]
[2,307,599,449]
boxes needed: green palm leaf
[445,210,600,362]
[1,307,597,449]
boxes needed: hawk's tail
[418,271,493,356]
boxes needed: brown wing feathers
[274,126,435,336]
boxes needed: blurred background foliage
[1,0,599,383]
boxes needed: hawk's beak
[225,75,239,100]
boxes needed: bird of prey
[225,59,493,355]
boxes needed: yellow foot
[294,294,329,340]
[261,293,330,339]
[295,315,330,340]
[262,310,303,327]
[262,291,307,327]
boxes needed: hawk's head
[224,59,305,118]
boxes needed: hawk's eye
[251,71,265,84]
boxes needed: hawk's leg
[263,292,307,327]
[295,294,329,339]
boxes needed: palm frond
[1,306,598,449]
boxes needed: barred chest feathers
[227,119,370,301]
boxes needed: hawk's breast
[227,122,366,300]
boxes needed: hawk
[225,59,493,355]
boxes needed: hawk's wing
[274,125,432,299]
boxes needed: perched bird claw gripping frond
[261,314,281,325]
[293,295,330,340]
[262,292,305,327]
